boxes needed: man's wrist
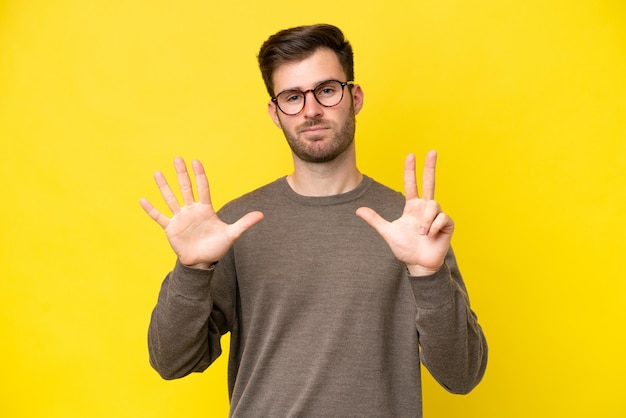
[406,263,441,277]
[181,260,218,270]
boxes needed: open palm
[140,158,264,268]
[356,151,454,276]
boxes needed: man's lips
[298,125,329,134]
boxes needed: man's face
[268,48,364,163]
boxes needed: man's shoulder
[364,176,402,195]
[217,177,286,219]
[362,176,404,203]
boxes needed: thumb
[356,207,389,236]
[228,211,265,241]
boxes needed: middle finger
[174,157,196,206]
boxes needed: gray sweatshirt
[148,176,487,417]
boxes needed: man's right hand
[140,157,264,269]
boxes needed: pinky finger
[427,212,454,238]
[140,198,170,229]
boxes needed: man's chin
[294,144,348,163]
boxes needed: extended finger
[154,170,181,214]
[422,150,437,201]
[139,197,170,229]
[192,160,212,205]
[404,153,418,200]
[174,157,195,206]
[356,207,390,237]
[228,211,265,240]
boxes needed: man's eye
[317,86,337,97]
[283,92,302,103]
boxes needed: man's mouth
[299,125,329,135]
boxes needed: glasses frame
[271,80,354,116]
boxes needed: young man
[142,24,487,417]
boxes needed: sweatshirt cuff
[169,259,215,300]
[408,262,456,309]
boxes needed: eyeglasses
[272,80,354,116]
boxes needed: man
[142,24,487,417]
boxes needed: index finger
[422,150,437,201]
[404,153,418,200]
[191,159,212,205]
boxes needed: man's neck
[287,152,363,197]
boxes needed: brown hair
[257,24,354,98]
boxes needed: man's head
[258,24,363,164]
[258,24,354,98]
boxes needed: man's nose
[302,90,323,118]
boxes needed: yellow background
[1,1,624,417]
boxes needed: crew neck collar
[277,175,373,206]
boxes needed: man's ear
[268,101,282,128]
[351,84,364,115]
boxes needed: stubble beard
[281,106,356,164]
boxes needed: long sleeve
[410,249,488,394]
[145,177,488,416]
[147,260,229,380]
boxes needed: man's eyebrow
[276,79,337,94]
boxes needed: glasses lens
[276,90,305,115]
[314,81,344,107]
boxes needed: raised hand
[356,151,454,276]
[140,158,264,269]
